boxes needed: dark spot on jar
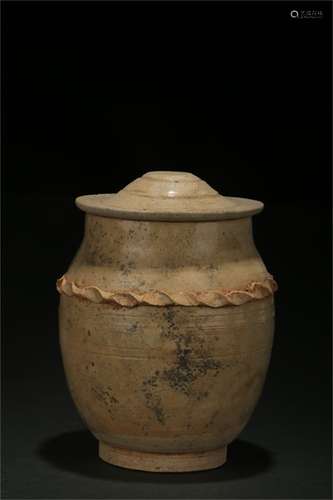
[91,385,119,413]
[196,391,209,401]
[162,349,221,397]
[128,323,138,334]
[142,375,166,425]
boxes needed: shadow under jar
[57,171,277,472]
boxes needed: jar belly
[59,295,274,453]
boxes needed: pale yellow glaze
[57,171,277,472]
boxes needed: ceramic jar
[57,171,277,472]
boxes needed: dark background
[2,1,332,498]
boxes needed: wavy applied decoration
[56,275,278,308]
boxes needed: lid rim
[75,196,264,221]
[74,171,264,221]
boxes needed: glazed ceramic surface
[57,171,277,472]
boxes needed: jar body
[58,215,275,471]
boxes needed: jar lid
[76,171,263,221]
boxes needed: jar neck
[81,215,256,270]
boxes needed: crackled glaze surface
[57,171,277,472]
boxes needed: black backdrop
[2,1,332,499]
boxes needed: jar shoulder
[63,216,272,293]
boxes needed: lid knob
[121,171,219,200]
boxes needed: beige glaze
[57,172,277,472]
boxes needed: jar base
[99,441,227,472]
